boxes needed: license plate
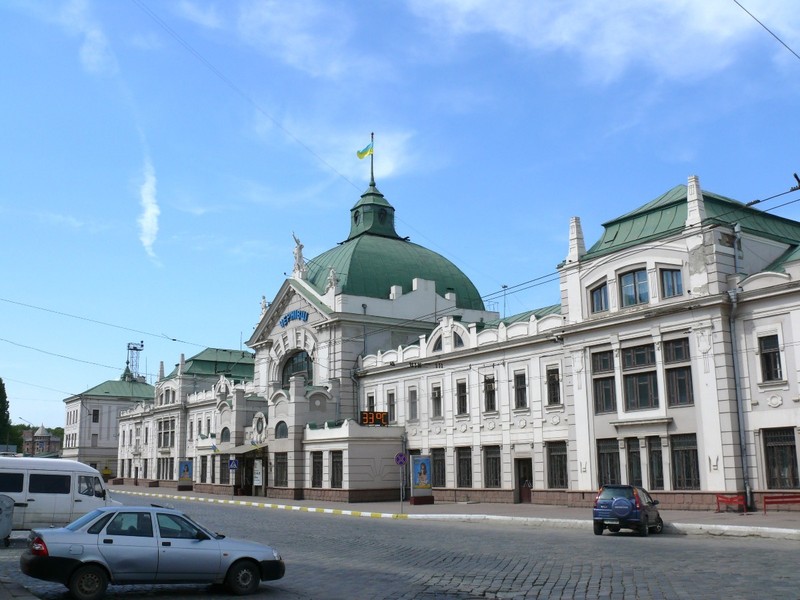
[604,519,619,525]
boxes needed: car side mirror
[652,499,659,506]
[195,530,210,541]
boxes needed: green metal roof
[483,304,562,328]
[80,378,154,400]
[304,182,485,311]
[165,348,254,381]
[582,184,800,261]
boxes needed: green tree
[0,378,10,447]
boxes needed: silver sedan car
[20,505,285,600]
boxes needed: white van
[0,457,121,529]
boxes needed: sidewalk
[108,484,800,541]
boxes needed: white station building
[114,174,800,510]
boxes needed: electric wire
[732,0,800,64]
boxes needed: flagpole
[369,131,375,185]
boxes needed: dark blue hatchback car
[593,484,663,536]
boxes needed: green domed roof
[304,182,485,311]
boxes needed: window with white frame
[763,428,799,489]
[432,448,446,487]
[620,268,649,307]
[311,452,323,488]
[387,391,396,422]
[759,334,783,382]
[546,366,561,406]
[408,387,418,421]
[590,282,609,313]
[483,375,496,412]
[484,446,501,488]
[622,344,658,411]
[456,380,468,415]
[547,441,568,489]
[592,350,616,414]
[274,453,288,487]
[660,268,683,298]
[456,447,472,488]
[597,438,620,485]
[671,433,700,490]
[367,393,375,412]
[431,384,442,418]
[330,451,343,488]
[664,338,693,406]
[514,372,527,409]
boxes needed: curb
[113,489,800,540]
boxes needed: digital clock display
[360,411,389,426]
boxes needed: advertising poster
[178,460,193,483]
[412,455,432,495]
[253,459,263,486]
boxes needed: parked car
[593,484,663,536]
[20,505,285,600]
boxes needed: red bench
[763,493,800,515]
[715,493,746,513]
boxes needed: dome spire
[349,133,399,241]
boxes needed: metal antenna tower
[127,341,144,379]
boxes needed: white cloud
[59,0,118,75]
[176,0,223,29]
[405,0,800,82]
[138,157,160,260]
[236,0,376,79]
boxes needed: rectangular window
[514,372,527,409]
[622,344,658,411]
[484,446,501,488]
[546,367,561,406]
[665,338,693,406]
[671,433,700,490]
[367,393,375,412]
[597,438,621,485]
[759,335,783,382]
[647,436,664,490]
[620,268,649,307]
[312,452,323,488]
[456,447,472,488]
[431,385,442,418]
[92,409,100,423]
[91,434,98,448]
[408,388,418,421]
[456,380,468,415]
[200,456,207,484]
[431,448,446,487]
[592,350,616,414]
[387,391,396,423]
[546,441,568,489]
[591,283,609,313]
[29,474,71,494]
[274,453,288,487]
[483,375,496,412]
[330,451,343,488]
[188,421,193,441]
[661,268,683,298]
[626,438,642,486]
[0,473,24,493]
[764,428,799,489]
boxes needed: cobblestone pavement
[2,494,798,600]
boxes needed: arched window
[275,421,289,439]
[220,427,230,443]
[281,351,313,388]
[432,336,443,352]
[453,332,464,348]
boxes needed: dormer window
[661,268,683,298]
[620,269,649,307]
[590,283,609,313]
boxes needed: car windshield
[65,509,105,531]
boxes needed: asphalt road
[3,495,798,600]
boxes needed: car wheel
[652,516,664,534]
[69,565,109,600]
[639,516,649,537]
[226,560,261,595]
[607,525,620,533]
[593,521,604,535]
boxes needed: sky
[2,0,800,430]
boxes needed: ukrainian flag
[357,141,373,159]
